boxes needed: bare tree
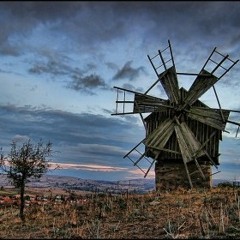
[0,139,52,221]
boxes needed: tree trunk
[19,180,25,222]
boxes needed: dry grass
[0,186,240,239]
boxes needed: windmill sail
[145,118,175,150]
[180,70,218,109]
[174,121,206,162]
[187,106,230,130]
[133,93,171,113]
[158,66,180,104]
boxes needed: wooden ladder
[147,39,175,78]
[124,139,156,178]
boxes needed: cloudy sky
[0,1,240,182]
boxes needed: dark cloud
[29,60,71,76]
[86,63,97,71]
[0,2,240,58]
[0,2,128,56]
[112,61,146,81]
[0,2,82,21]
[106,62,118,71]
[28,52,109,94]
[67,74,109,94]
[28,51,81,77]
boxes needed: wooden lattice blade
[174,121,206,163]
[145,118,175,151]
[187,106,230,130]
[158,66,180,104]
[133,93,173,113]
[181,69,218,109]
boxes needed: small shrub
[217,181,233,188]
[116,198,127,210]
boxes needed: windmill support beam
[176,72,211,76]
[168,39,175,68]
[148,146,181,155]
[144,159,156,178]
[145,71,168,94]
[236,126,240,138]
[134,101,147,130]
[212,85,225,123]
[210,170,221,176]
[193,158,206,179]
[126,156,146,175]
[123,138,145,158]
[113,86,144,95]
[111,112,138,115]
[218,59,239,80]
[158,50,167,70]
[133,153,147,166]
[211,54,229,75]
[227,120,240,127]
[148,55,159,77]
[200,47,217,71]
[183,160,193,189]
[192,130,217,165]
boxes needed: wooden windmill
[112,40,240,190]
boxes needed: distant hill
[0,174,155,194]
[212,178,236,186]
[0,174,236,193]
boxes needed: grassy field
[0,186,240,239]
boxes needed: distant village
[0,190,89,208]
[1,174,237,208]
[0,174,155,208]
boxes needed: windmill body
[112,41,240,190]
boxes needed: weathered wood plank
[181,69,218,108]
[145,118,175,149]
[174,121,205,163]
[175,125,192,162]
[187,106,230,130]
[133,93,170,113]
[158,66,180,104]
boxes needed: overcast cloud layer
[0,1,240,182]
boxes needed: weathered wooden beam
[148,145,181,155]
[212,85,225,123]
[123,138,145,158]
[158,66,180,104]
[236,126,240,138]
[145,119,175,149]
[184,162,193,189]
[180,69,218,109]
[227,120,240,127]
[177,72,211,76]
[111,112,138,116]
[144,159,156,178]
[126,155,146,174]
[200,47,217,71]
[193,158,206,179]
[132,100,147,130]
[186,106,230,130]
[174,119,205,161]
[168,39,175,69]
[192,131,217,162]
